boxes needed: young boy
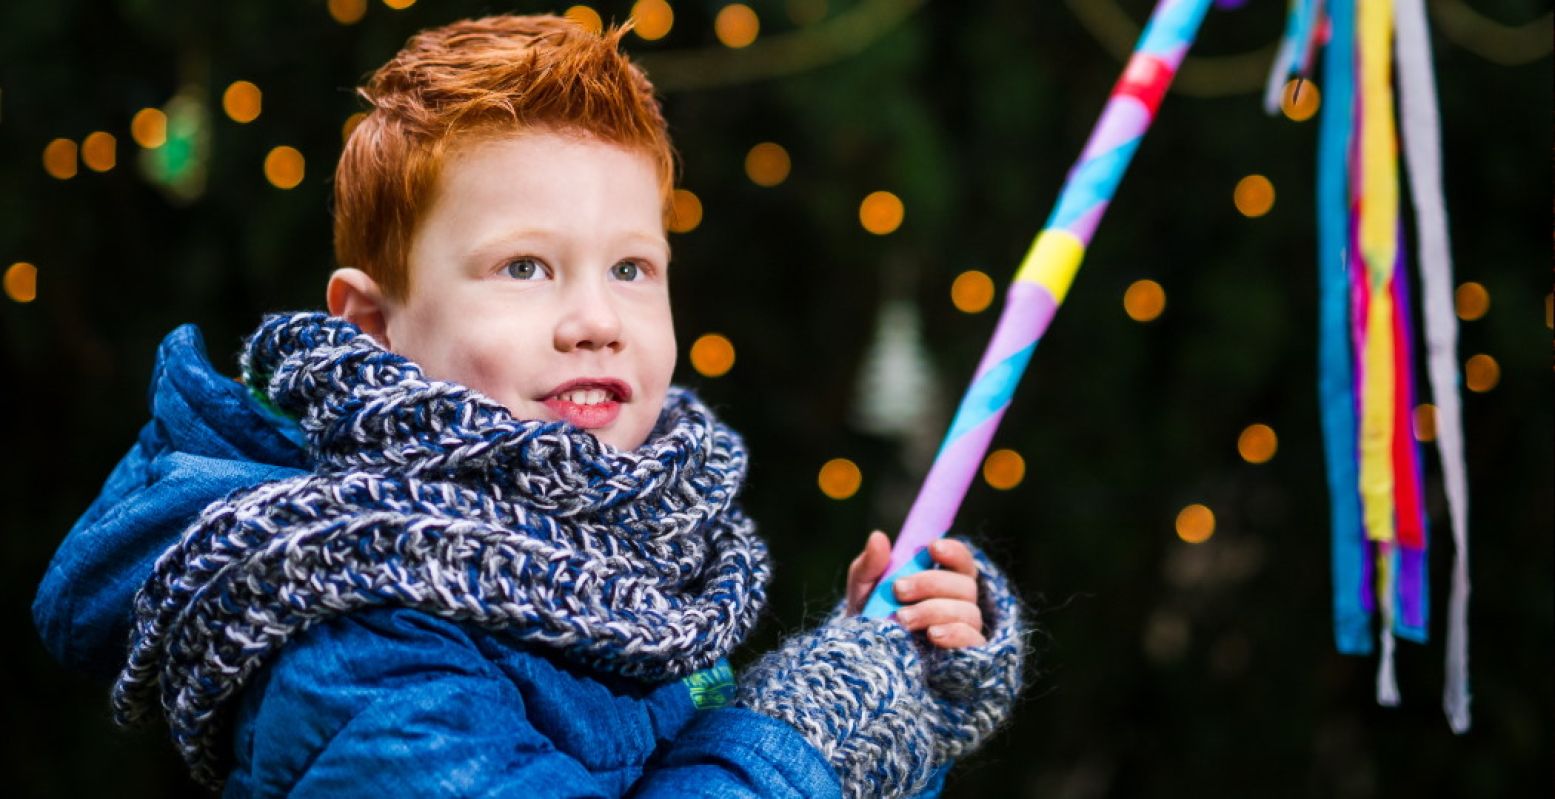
[33,15,1026,798]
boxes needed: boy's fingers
[929,538,979,579]
[846,531,891,614]
[847,531,889,582]
[926,623,988,649]
[893,598,984,632]
[892,570,978,604]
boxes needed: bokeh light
[1123,279,1166,322]
[715,4,760,49]
[1413,403,1436,442]
[1546,293,1553,329]
[328,0,367,24]
[669,188,703,233]
[1237,423,1278,464]
[264,146,305,189]
[1454,281,1489,321]
[689,333,735,378]
[631,0,673,40]
[222,81,262,124]
[951,270,995,314]
[131,108,167,149]
[1176,503,1215,544]
[382,0,416,9]
[1234,174,1275,217]
[81,131,116,172]
[982,449,1026,490]
[1280,78,1321,121]
[565,5,603,34]
[859,190,904,235]
[744,142,790,187]
[4,262,37,303]
[342,112,366,143]
[818,457,862,500]
[43,138,77,180]
[1464,354,1499,393]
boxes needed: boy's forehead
[417,130,671,259]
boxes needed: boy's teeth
[560,388,610,405]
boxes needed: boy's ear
[326,268,393,349]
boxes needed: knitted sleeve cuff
[735,540,1030,799]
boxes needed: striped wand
[863,0,1216,618]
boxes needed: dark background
[2,1,1548,796]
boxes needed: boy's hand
[845,530,986,649]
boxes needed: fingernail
[929,626,946,639]
[894,578,914,597]
[931,541,945,555]
[897,609,916,625]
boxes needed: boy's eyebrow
[465,229,672,263]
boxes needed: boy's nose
[553,283,624,353]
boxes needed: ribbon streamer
[1395,0,1472,733]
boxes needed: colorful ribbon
[1279,0,1469,730]
[862,0,1216,618]
[1395,0,1472,733]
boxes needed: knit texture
[737,546,1028,799]
[111,312,770,790]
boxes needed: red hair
[333,15,677,300]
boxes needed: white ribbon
[1395,0,1472,733]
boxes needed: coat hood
[32,323,307,679]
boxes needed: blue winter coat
[32,324,948,798]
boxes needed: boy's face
[385,130,675,451]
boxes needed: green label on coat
[683,658,736,710]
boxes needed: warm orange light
[81,131,116,172]
[982,449,1026,490]
[565,5,604,34]
[951,270,995,314]
[328,0,367,24]
[4,262,37,303]
[1464,354,1499,393]
[1413,403,1436,443]
[1454,281,1489,321]
[715,4,760,48]
[382,0,416,9]
[859,190,904,235]
[222,80,262,124]
[744,142,791,187]
[1123,279,1166,322]
[818,458,862,500]
[631,0,674,40]
[1237,423,1278,464]
[1176,504,1215,544]
[669,188,703,233]
[342,112,367,143]
[264,146,305,190]
[690,333,736,378]
[1546,293,1553,330]
[131,108,168,149]
[43,138,78,180]
[1280,79,1321,122]
[1234,174,1275,217]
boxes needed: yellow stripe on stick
[1014,230,1085,302]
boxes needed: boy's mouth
[540,378,629,429]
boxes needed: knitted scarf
[111,312,770,790]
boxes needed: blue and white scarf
[112,312,769,789]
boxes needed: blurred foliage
[1,1,1548,797]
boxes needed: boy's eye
[611,260,641,281]
[504,257,547,280]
